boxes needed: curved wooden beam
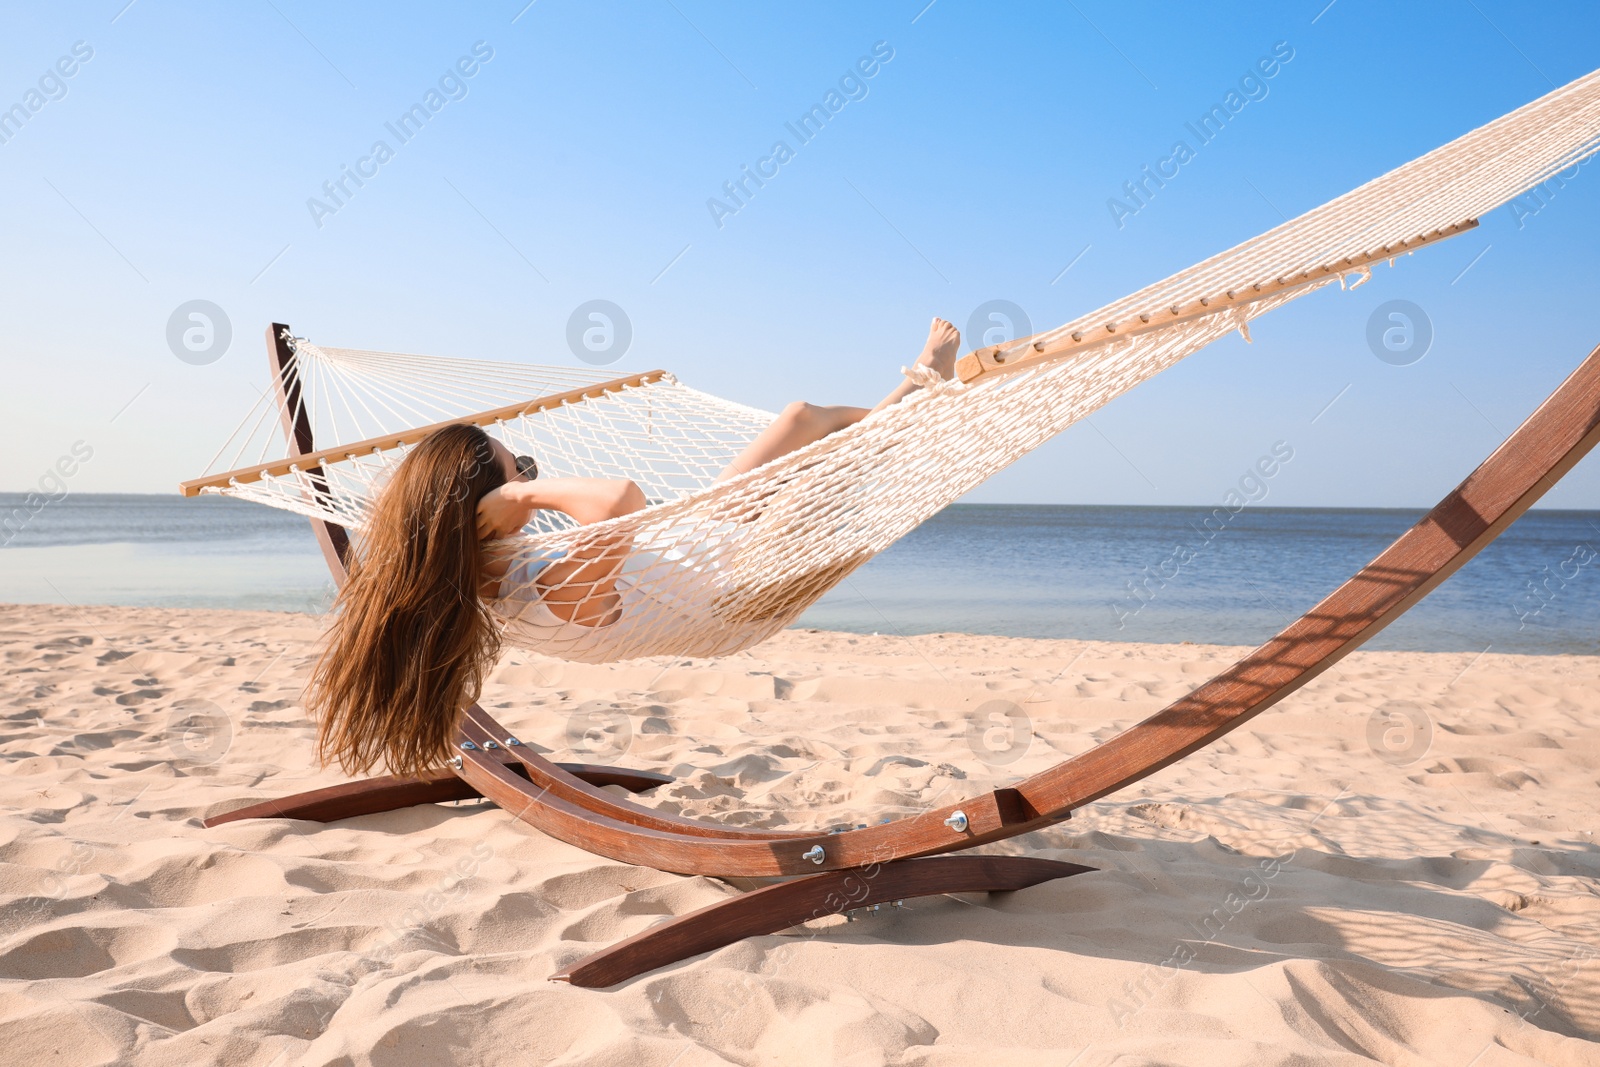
[551,856,1095,988]
[456,735,1072,876]
[1013,339,1600,818]
[457,705,811,842]
[453,740,828,874]
[201,758,673,827]
[458,340,1600,876]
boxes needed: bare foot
[916,317,960,381]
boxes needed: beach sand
[2,602,1598,1065]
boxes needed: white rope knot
[1232,308,1253,344]
[901,363,948,389]
[291,337,330,361]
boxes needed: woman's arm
[477,477,646,625]
[476,477,644,538]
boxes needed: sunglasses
[514,454,539,480]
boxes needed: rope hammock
[186,68,1600,664]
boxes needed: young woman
[309,318,960,779]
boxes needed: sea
[2,493,1597,655]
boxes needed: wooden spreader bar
[198,320,1600,988]
[956,220,1478,383]
[180,356,667,497]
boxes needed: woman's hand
[475,482,536,540]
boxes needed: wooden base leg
[202,760,672,827]
[552,855,1094,988]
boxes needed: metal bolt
[505,737,522,747]
[448,756,463,770]
[484,740,500,750]
[460,741,478,751]
[802,845,826,865]
[943,810,969,833]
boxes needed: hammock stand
[198,322,1600,988]
[193,69,1600,987]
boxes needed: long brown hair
[308,423,506,778]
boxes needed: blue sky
[3,0,1598,509]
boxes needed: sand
[1,601,1598,1066]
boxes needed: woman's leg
[714,318,960,482]
[714,401,868,482]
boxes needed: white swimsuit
[490,535,767,663]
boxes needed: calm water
[2,493,1597,654]
[0,494,337,615]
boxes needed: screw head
[460,741,479,751]
[505,737,521,746]
[802,845,826,865]
[943,810,970,833]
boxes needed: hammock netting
[195,69,1600,663]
